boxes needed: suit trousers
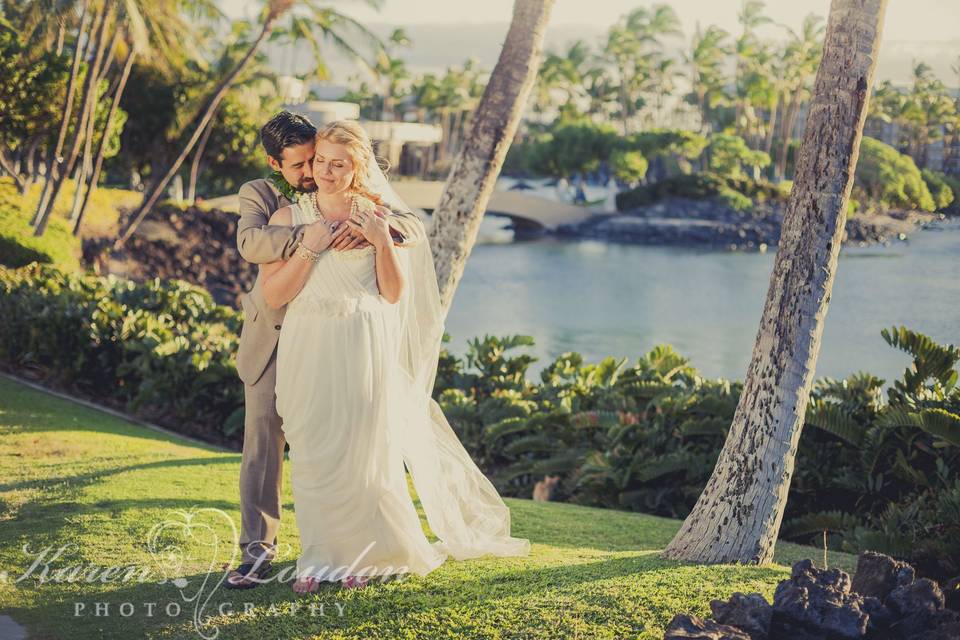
[238,351,285,564]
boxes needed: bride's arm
[260,207,341,309]
[372,239,405,304]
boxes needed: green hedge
[615,172,788,212]
[0,263,245,442]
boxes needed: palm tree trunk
[763,94,781,177]
[187,110,217,205]
[776,91,803,180]
[22,138,41,193]
[34,4,112,236]
[661,0,888,566]
[617,64,630,136]
[430,0,555,312]
[55,22,66,55]
[115,3,291,249]
[0,148,24,191]
[32,0,90,227]
[70,29,118,226]
[73,49,137,236]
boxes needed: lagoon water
[444,217,960,385]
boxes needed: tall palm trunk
[776,91,804,180]
[34,4,112,236]
[764,91,783,157]
[661,0,888,566]
[763,93,781,177]
[186,110,217,205]
[73,49,137,236]
[70,30,119,225]
[115,0,294,249]
[430,0,555,312]
[0,150,24,190]
[32,0,90,228]
[617,63,630,136]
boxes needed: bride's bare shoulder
[268,205,294,226]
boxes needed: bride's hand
[346,204,391,249]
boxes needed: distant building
[279,77,442,176]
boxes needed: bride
[258,120,530,593]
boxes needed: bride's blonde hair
[315,120,388,206]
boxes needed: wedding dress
[274,197,530,581]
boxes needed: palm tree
[733,0,771,138]
[181,22,275,205]
[433,64,473,165]
[374,28,412,121]
[603,23,640,136]
[661,0,889,565]
[30,0,90,231]
[115,0,385,249]
[71,44,134,234]
[33,0,203,236]
[774,14,825,179]
[685,23,731,134]
[374,53,409,121]
[33,0,114,236]
[7,0,78,56]
[533,43,587,124]
[430,0,555,312]
[603,4,681,136]
[581,64,619,124]
[901,62,955,168]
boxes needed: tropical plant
[855,136,936,212]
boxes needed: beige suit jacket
[234,178,426,386]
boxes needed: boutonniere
[267,171,301,203]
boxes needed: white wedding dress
[274,202,530,581]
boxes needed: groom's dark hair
[260,111,317,165]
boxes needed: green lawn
[0,375,856,639]
[0,178,141,271]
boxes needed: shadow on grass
[0,455,239,494]
[5,550,775,640]
[0,376,229,452]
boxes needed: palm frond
[805,399,867,446]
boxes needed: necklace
[302,191,358,227]
[299,192,375,260]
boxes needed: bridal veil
[365,155,531,561]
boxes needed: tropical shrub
[785,327,960,578]
[0,263,244,441]
[614,172,781,212]
[854,137,936,212]
[921,168,956,212]
[706,133,771,180]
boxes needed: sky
[221,0,960,86]
[223,0,960,43]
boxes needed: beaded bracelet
[295,243,323,263]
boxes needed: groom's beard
[297,178,318,192]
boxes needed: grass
[0,375,857,639]
[0,177,141,271]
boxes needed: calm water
[444,217,960,384]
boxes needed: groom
[225,111,425,588]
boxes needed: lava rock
[920,608,960,640]
[771,559,870,639]
[944,576,960,612]
[661,553,960,640]
[709,592,772,640]
[886,577,946,636]
[664,614,753,639]
[852,551,916,600]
